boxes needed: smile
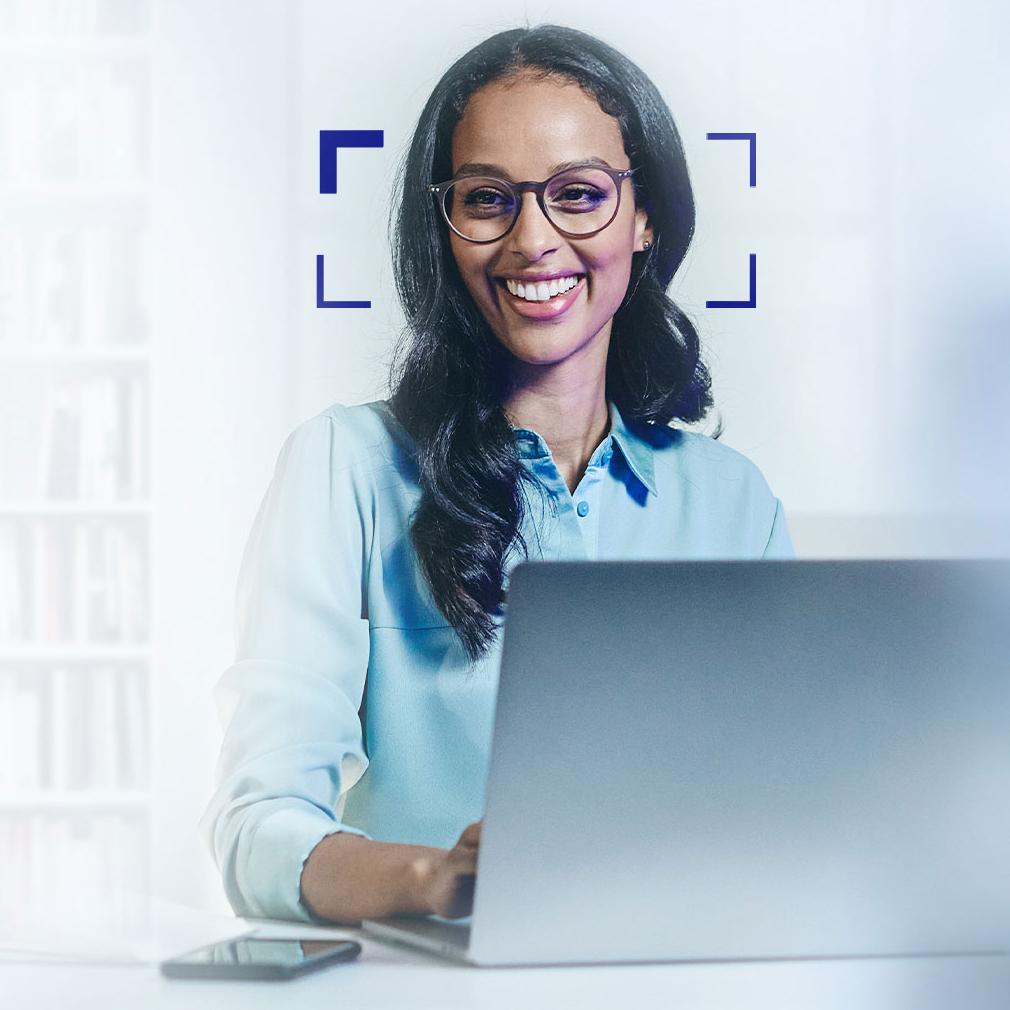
[504,275,582,301]
[495,274,586,320]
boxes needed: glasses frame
[429,165,640,244]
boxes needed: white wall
[151,1,294,912]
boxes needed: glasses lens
[544,168,620,235]
[442,169,622,242]
[443,176,516,242]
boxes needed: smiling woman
[200,23,795,930]
[387,26,714,659]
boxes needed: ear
[634,206,654,253]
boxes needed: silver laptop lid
[470,559,1010,966]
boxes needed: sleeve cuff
[243,801,371,923]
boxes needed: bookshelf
[0,0,154,940]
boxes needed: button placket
[514,426,614,561]
[571,443,610,557]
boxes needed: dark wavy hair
[385,23,720,662]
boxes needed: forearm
[299,831,443,923]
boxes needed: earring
[642,240,651,250]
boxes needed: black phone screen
[161,935,362,979]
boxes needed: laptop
[363,559,1010,966]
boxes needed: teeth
[505,275,580,301]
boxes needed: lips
[495,274,586,320]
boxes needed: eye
[552,185,607,209]
[464,188,510,207]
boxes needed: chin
[504,335,591,366]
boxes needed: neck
[503,380,611,497]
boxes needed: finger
[450,874,476,918]
[447,847,478,875]
[448,845,478,870]
[460,822,482,846]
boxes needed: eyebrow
[453,157,618,180]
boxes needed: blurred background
[0,0,1007,943]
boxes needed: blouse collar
[510,398,658,498]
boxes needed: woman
[200,24,794,926]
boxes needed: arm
[198,411,376,922]
[199,411,482,924]
[301,820,484,924]
[299,832,440,922]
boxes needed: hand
[423,820,482,920]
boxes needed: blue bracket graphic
[319,130,383,194]
[316,255,371,309]
[317,129,383,308]
[705,253,756,309]
[705,132,757,309]
[706,132,756,187]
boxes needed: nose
[503,191,560,260]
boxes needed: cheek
[588,246,634,299]
[450,243,491,294]
[584,218,637,286]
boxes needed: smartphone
[160,934,362,980]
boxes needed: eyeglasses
[429,164,639,244]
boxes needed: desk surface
[5,915,1009,1010]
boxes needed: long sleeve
[762,496,796,559]
[198,412,373,922]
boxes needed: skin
[449,70,654,496]
[424,820,482,919]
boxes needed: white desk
[4,912,1009,1010]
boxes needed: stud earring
[642,240,651,250]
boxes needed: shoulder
[630,422,773,489]
[671,428,773,489]
[645,423,780,517]
[281,399,410,475]
[636,424,787,556]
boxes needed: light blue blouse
[199,397,795,922]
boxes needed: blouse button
[576,500,590,517]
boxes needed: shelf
[0,644,151,662]
[0,790,150,810]
[0,346,150,363]
[0,182,150,202]
[0,502,151,516]
[0,37,150,56]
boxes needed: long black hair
[385,24,719,662]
